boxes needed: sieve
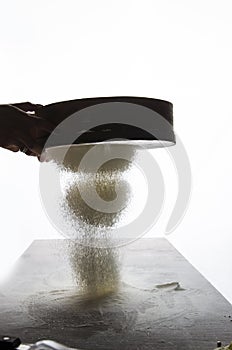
[37,96,175,149]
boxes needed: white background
[0,0,232,303]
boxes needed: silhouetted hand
[0,102,54,157]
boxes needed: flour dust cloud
[49,144,137,299]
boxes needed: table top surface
[0,238,231,350]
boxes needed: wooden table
[0,238,231,350]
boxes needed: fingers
[17,133,43,156]
[4,139,47,158]
[5,145,21,153]
[11,102,43,113]
[34,117,55,134]
[24,114,55,135]
[3,144,37,156]
[19,114,55,151]
[1,137,24,153]
[24,149,38,157]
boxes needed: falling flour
[48,144,136,299]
